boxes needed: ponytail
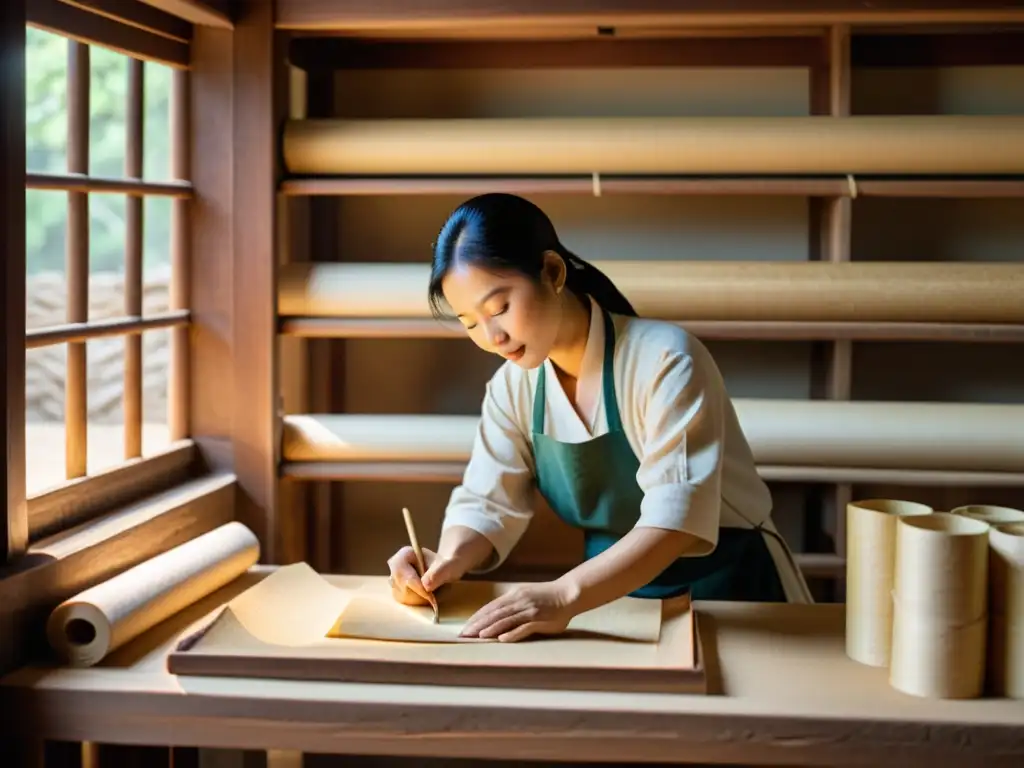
[559,247,638,317]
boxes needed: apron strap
[532,305,623,436]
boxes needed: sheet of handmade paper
[328,580,662,644]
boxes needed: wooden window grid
[14,3,194,553]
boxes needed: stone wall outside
[27,269,172,425]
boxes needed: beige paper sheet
[282,400,1024,473]
[278,261,1024,324]
[329,580,661,644]
[889,513,990,699]
[987,522,1024,699]
[168,563,703,694]
[281,115,1024,175]
[47,522,260,667]
[845,499,933,668]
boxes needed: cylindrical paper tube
[46,522,260,667]
[889,513,990,699]
[988,523,1024,698]
[845,499,933,667]
[952,505,1024,526]
[277,261,1024,324]
[282,401,1024,473]
[281,116,1024,175]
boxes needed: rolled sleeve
[635,351,724,556]
[441,375,536,572]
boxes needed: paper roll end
[46,602,110,668]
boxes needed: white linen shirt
[441,295,810,603]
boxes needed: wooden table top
[1,567,1022,766]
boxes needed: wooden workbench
[1,567,1021,767]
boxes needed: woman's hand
[459,581,577,643]
[386,546,465,606]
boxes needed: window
[23,23,192,542]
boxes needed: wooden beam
[29,0,190,69]
[138,0,233,29]
[2,0,27,563]
[26,172,192,197]
[59,0,193,43]
[275,0,1024,32]
[25,310,191,349]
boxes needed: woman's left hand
[459,581,576,643]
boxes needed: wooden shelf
[280,459,1024,488]
[279,317,1024,343]
[279,175,1024,198]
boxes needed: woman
[387,193,811,643]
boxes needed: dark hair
[428,193,638,319]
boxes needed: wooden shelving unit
[267,3,1024,596]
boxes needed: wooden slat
[3,0,28,562]
[137,0,233,29]
[278,317,1024,343]
[289,35,825,70]
[66,41,89,482]
[795,553,845,579]
[279,460,1024,488]
[28,0,190,69]
[26,311,191,349]
[59,0,193,43]
[279,176,1024,198]
[28,440,197,542]
[232,0,281,562]
[169,70,191,442]
[124,58,144,461]
[275,0,1024,31]
[26,172,192,197]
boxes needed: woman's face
[441,253,565,369]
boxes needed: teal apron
[532,308,787,602]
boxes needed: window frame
[10,0,195,556]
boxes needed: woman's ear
[541,250,566,294]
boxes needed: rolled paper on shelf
[951,505,1024,526]
[987,523,1024,699]
[889,513,990,699]
[281,401,1024,473]
[277,261,1024,325]
[46,522,260,668]
[280,115,1024,176]
[845,499,933,668]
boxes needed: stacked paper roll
[47,522,260,667]
[845,499,933,667]
[889,513,990,699]
[987,522,1024,699]
[952,504,1024,525]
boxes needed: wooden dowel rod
[169,68,190,442]
[66,40,89,481]
[26,311,191,349]
[25,172,192,197]
[124,57,144,460]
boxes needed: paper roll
[281,115,1024,175]
[282,401,1024,473]
[46,522,260,667]
[952,505,1024,526]
[988,522,1024,698]
[889,513,990,699]
[277,261,1024,324]
[845,499,933,668]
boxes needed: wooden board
[166,563,705,693]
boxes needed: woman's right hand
[386,546,464,605]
